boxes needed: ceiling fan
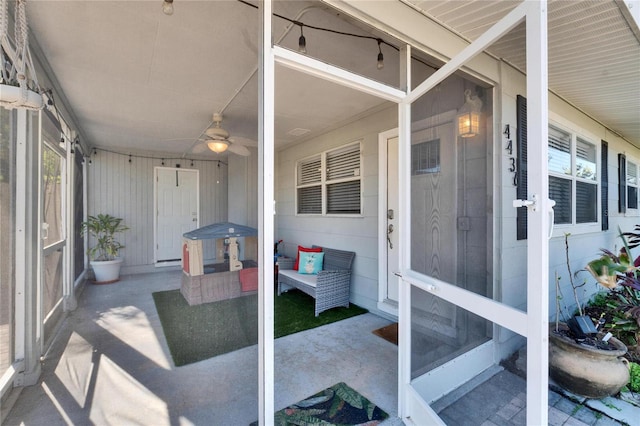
[191,113,256,156]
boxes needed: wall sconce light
[457,89,483,138]
[207,140,229,154]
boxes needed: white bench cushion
[279,269,317,288]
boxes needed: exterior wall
[497,62,640,356]
[276,105,397,314]
[228,147,258,228]
[87,151,228,273]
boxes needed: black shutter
[601,141,608,230]
[619,153,626,213]
[516,95,527,240]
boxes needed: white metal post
[397,99,411,420]
[14,108,27,365]
[397,43,411,420]
[525,1,549,425]
[258,0,275,424]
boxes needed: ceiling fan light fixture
[207,139,229,154]
[162,0,174,15]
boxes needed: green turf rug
[251,382,389,425]
[152,289,367,366]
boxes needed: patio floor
[4,270,636,425]
[4,271,399,425]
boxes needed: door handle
[387,224,394,249]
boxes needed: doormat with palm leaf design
[254,382,389,425]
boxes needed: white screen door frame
[395,2,550,424]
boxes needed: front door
[400,99,495,419]
[155,167,199,263]
[379,133,401,314]
[387,136,400,302]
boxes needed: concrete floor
[6,270,637,425]
[4,271,399,425]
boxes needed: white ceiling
[23,0,640,158]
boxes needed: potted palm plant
[81,213,129,283]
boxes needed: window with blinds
[547,123,598,226]
[297,155,322,214]
[296,142,362,215]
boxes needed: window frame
[548,115,600,237]
[295,140,363,217]
[626,158,640,213]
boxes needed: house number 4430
[504,124,517,186]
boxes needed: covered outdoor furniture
[277,247,355,316]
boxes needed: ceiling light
[377,39,384,70]
[162,0,174,15]
[457,89,483,138]
[298,25,307,54]
[207,140,229,154]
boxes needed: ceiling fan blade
[229,136,258,147]
[192,143,209,154]
[227,143,251,156]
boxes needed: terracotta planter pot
[549,324,629,399]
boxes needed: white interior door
[155,168,199,263]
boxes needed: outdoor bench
[277,246,355,317]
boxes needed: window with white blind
[548,124,598,226]
[296,141,362,215]
[627,160,639,210]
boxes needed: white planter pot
[90,258,123,284]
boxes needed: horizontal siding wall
[276,104,397,313]
[496,61,640,358]
[87,150,228,273]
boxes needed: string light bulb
[298,24,307,54]
[162,0,174,15]
[377,39,384,70]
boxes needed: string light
[161,158,165,166]
[235,0,405,72]
[190,160,194,167]
[129,154,132,163]
[298,23,306,54]
[162,0,174,15]
[87,147,227,166]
